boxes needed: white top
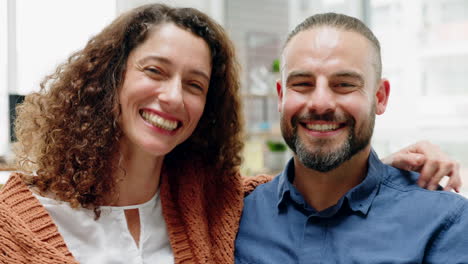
[34,191,174,264]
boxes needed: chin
[148,147,174,157]
[133,140,174,157]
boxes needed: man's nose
[305,79,336,115]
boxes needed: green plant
[266,140,287,152]
[271,59,280,73]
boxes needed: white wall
[0,1,9,156]
[1,0,117,157]
[15,0,116,95]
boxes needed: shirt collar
[276,149,386,216]
[344,149,384,215]
[276,157,295,209]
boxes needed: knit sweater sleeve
[0,173,78,264]
[242,174,274,196]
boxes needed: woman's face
[119,23,212,157]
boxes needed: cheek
[120,72,157,101]
[339,94,373,121]
[186,96,207,127]
[282,92,304,115]
[118,83,136,110]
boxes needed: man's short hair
[284,13,382,80]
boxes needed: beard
[281,108,375,172]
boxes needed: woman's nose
[158,78,184,110]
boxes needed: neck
[110,139,164,206]
[293,146,371,212]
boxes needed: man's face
[278,27,389,172]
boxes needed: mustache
[292,111,353,124]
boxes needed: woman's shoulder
[0,172,51,224]
[0,172,77,263]
[242,174,275,196]
[0,172,32,203]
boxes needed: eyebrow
[285,71,316,84]
[138,55,172,66]
[138,55,211,83]
[189,69,211,84]
[332,71,364,84]
[286,70,365,84]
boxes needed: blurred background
[1,0,467,194]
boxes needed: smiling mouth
[303,123,344,132]
[140,110,179,131]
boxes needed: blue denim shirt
[235,150,468,264]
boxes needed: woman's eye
[191,83,202,90]
[189,82,206,92]
[146,68,160,73]
[146,67,161,74]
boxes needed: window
[0,0,116,157]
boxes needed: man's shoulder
[382,164,455,195]
[380,164,468,212]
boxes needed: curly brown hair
[14,4,243,213]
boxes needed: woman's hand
[381,141,461,192]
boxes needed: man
[235,13,468,263]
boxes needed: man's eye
[292,82,313,87]
[336,83,355,88]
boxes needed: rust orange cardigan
[0,171,272,263]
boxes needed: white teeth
[305,123,339,131]
[141,111,178,131]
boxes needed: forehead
[282,27,376,78]
[130,23,212,68]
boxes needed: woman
[0,4,460,264]
[2,4,242,263]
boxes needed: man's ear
[375,79,390,115]
[276,80,283,113]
